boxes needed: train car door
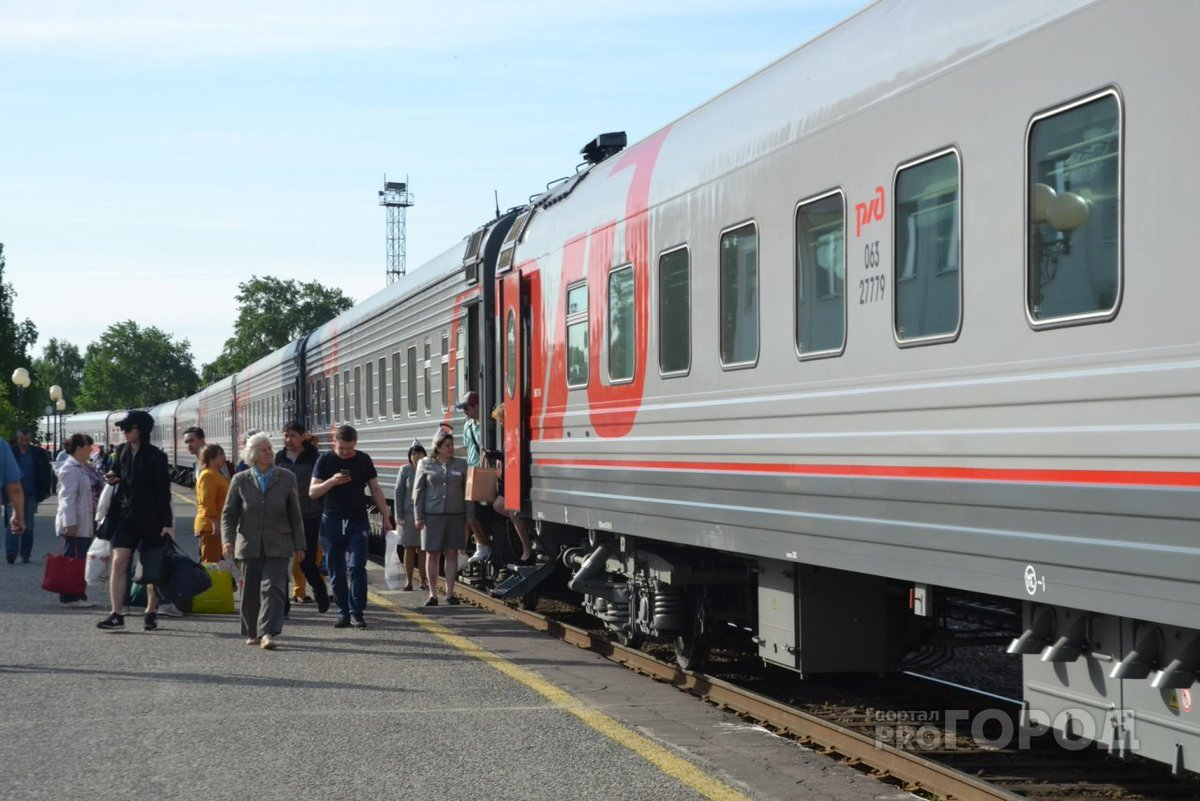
[499,270,528,511]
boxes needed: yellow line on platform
[368,589,753,801]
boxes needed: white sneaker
[468,545,492,564]
[260,634,277,650]
[64,600,96,608]
[158,602,184,618]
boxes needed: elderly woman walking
[414,426,473,606]
[221,432,305,650]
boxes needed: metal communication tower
[378,176,414,284]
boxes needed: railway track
[441,577,1198,801]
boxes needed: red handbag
[42,542,87,596]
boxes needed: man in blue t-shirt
[1,440,26,547]
[6,429,52,564]
[310,425,393,628]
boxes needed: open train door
[499,270,528,513]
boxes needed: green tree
[31,337,85,413]
[201,276,353,383]
[77,321,200,410]
[0,243,40,436]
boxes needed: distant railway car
[300,215,514,496]
[60,411,121,453]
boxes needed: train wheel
[673,598,709,671]
[518,591,539,611]
[615,628,644,649]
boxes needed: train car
[61,411,122,454]
[146,401,181,479]
[495,0,1199,773]
[232,339,304,459]
[174,375,237,483]
[302,211,517,514]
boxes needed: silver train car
[57,0,1198,773]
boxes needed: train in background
[63,0,1199,774]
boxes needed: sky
[1,0,864,371]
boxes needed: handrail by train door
[500,270,528,511]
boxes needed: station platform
[0,492,903,801]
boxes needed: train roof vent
[580,131,627,165]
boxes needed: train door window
[365,363,374,419]
[720,221,759,368]
[1026,89,1121,326]
[407,346,418,416]
[795,189,847,357]
[566,282,588,388]
[440,335,450,412]
[455,326,467,403]
[607,264,635,383]
[505,309,517,399]
[378,358,387,415]
[391,353,401,416]
[423,342,432,414]
[343,369,351,421]
[893,148,961,344]
[658,246,690,376]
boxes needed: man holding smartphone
[310,425,393,628]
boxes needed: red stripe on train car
[536,458,1200,488]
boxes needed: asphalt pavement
[0,493,903,801]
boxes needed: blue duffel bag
[160,543,213,606]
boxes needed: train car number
[858,240,885,305]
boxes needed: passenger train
[63,0,1199,774]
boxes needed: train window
[354,366,362,420]
[566,282,588,388]
[608,264,635,383]
[456,326,467,403]
[795,189,847,357]
[423,342,432,414]
[324,377,331,426]
[505,309,517,399]
[378,358,387,415]
[720,221,759,368]
[658,246,690,376]
[343,369,351,422]
[333,374,340,423]
[391,353,401,416]
[407,346,418,416]
[1027,89,1121,326]
[365,363,374,419]
[893,148,961,344]
[440,335,450,412]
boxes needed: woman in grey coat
[413,427,473,606]
[393,440,427,592]
[222,432,305,650]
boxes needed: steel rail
[449,582,1024,801]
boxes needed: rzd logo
[855,185,885,237]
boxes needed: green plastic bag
[189,563,236,614]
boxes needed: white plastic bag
[85,537,112,586]
[94,483,114,525]
[384,531,403,589]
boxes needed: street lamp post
[49,385,62,451]
[55,398,66,451]
[11,367,30,431]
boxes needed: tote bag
[42,543,86,596]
